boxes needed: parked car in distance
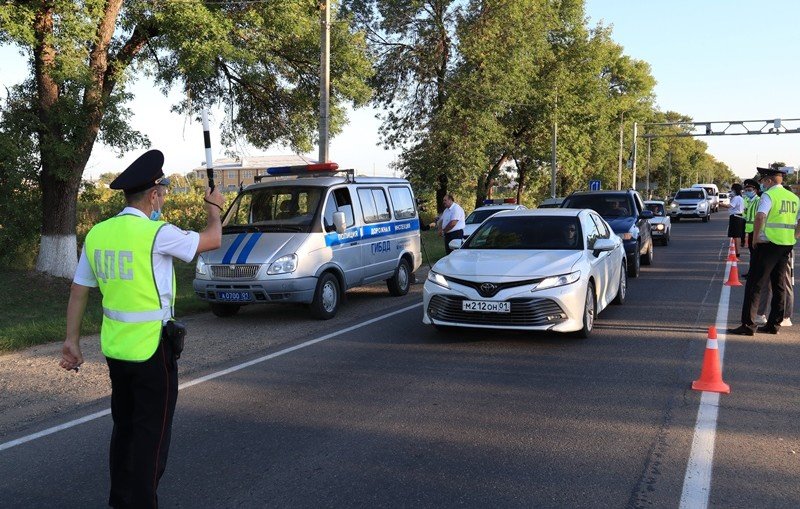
[560,190,654,278]
[423,209,627,338]
[718,192,730,207]
[669,188,710,222]
[462,202,527,239]
[538,197,564,208]
[644,200,671,245]
[692,183,720,212]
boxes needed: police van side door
[323,187,363,286]
[357,187,396,282]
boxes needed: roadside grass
[419,229,447,269]
[0,261,206,353]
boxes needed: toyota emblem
[480,282,497,294]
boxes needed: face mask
[150,192,163,221]
[744,190,755,199]
[759,183,766,192]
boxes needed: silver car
[645,200,672,245]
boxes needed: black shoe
[728,325,754,336]
[756,325,779,335]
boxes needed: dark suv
[560,190,654,277]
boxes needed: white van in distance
[194,163,422,319]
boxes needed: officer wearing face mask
[59,150,223,508]
[729,166,800,336]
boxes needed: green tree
[0,0,372,276]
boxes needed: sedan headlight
[267,254,298,275]
[654,224,665,231]
[698,201,707,209]
[533,271,581,291]
[196,255,208,276]
[427,270,450,289]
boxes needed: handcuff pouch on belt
[163,320,186,359]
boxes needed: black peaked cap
[110,150,165,193]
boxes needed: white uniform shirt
[728,194,744,215]
[73,207,200,314]
[441,202,466,233]
[755,190,800,242]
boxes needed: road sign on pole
[589,179,601,191]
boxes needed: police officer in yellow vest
[59,150,223,508]
[741,178,760,276]
[729,166,800,336]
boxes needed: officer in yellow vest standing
[729,166,800,336]
[59,150,223,508]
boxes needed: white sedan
[423,209,627,337]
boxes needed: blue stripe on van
[222,233,247,264]
[236,232,263,263]
[324,218,419,247]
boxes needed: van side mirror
[333,211,347,234]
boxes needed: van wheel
[702,215,710,223]
[211,303,240,317]
[310,272,340,320]
[387,258,412,296]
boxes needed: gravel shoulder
[0,271,428,440]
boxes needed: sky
[1,1,798,181]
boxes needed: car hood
[433,250,582,279]
[649,217,669,225]
[603,216,636,234]
[201,232,304,264]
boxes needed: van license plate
[462,300,510,313]
[216,291,252,302]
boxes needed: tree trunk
[436,173,448,214]
[516,157,527,205]
[475,152,510,207]
[35,167,82,278]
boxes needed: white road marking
[0,303,423,453]
[679,253,732,508]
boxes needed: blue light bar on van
[483,198,517,205]
[265,162,340,175]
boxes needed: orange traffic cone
[725,261,743,286]
[727,238,737,261]
[692,326,730,394]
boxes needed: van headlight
[533,271,581,291]
[427,270,450,289]
[267,254,298,275]
[196,255,208,276]
[698,202,707,209]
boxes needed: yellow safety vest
[744,195,759,234]
[763,186,799,246]
[85,214,173,361]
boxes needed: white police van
[194,163,422,319]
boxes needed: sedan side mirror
[640,210,654,219]
[333,211,347,234]
[448,238,464,250]
[592,238,616,256]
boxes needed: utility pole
[318,1,330,163]
[667,149,672,198]
[551,94,557,199]
[646,136,651,199]
[617,112,624,190]
[632,122,638,191]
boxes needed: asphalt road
[1,213,798,508]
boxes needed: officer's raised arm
[197,186,224,254]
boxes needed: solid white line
[0,303,422,453]
[678,253,732,508]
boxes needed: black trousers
[444,229,464,254]
[741,242,793,329]
[106,336,178,509]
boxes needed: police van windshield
[223,186,323,233]
[464,216,582,250]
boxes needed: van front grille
[210,264,260,279]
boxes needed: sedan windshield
[646,203,665,216]
[561,194,632,217]
[465,209,503,225]
[464,216,582,250]
[223,186,324,233]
